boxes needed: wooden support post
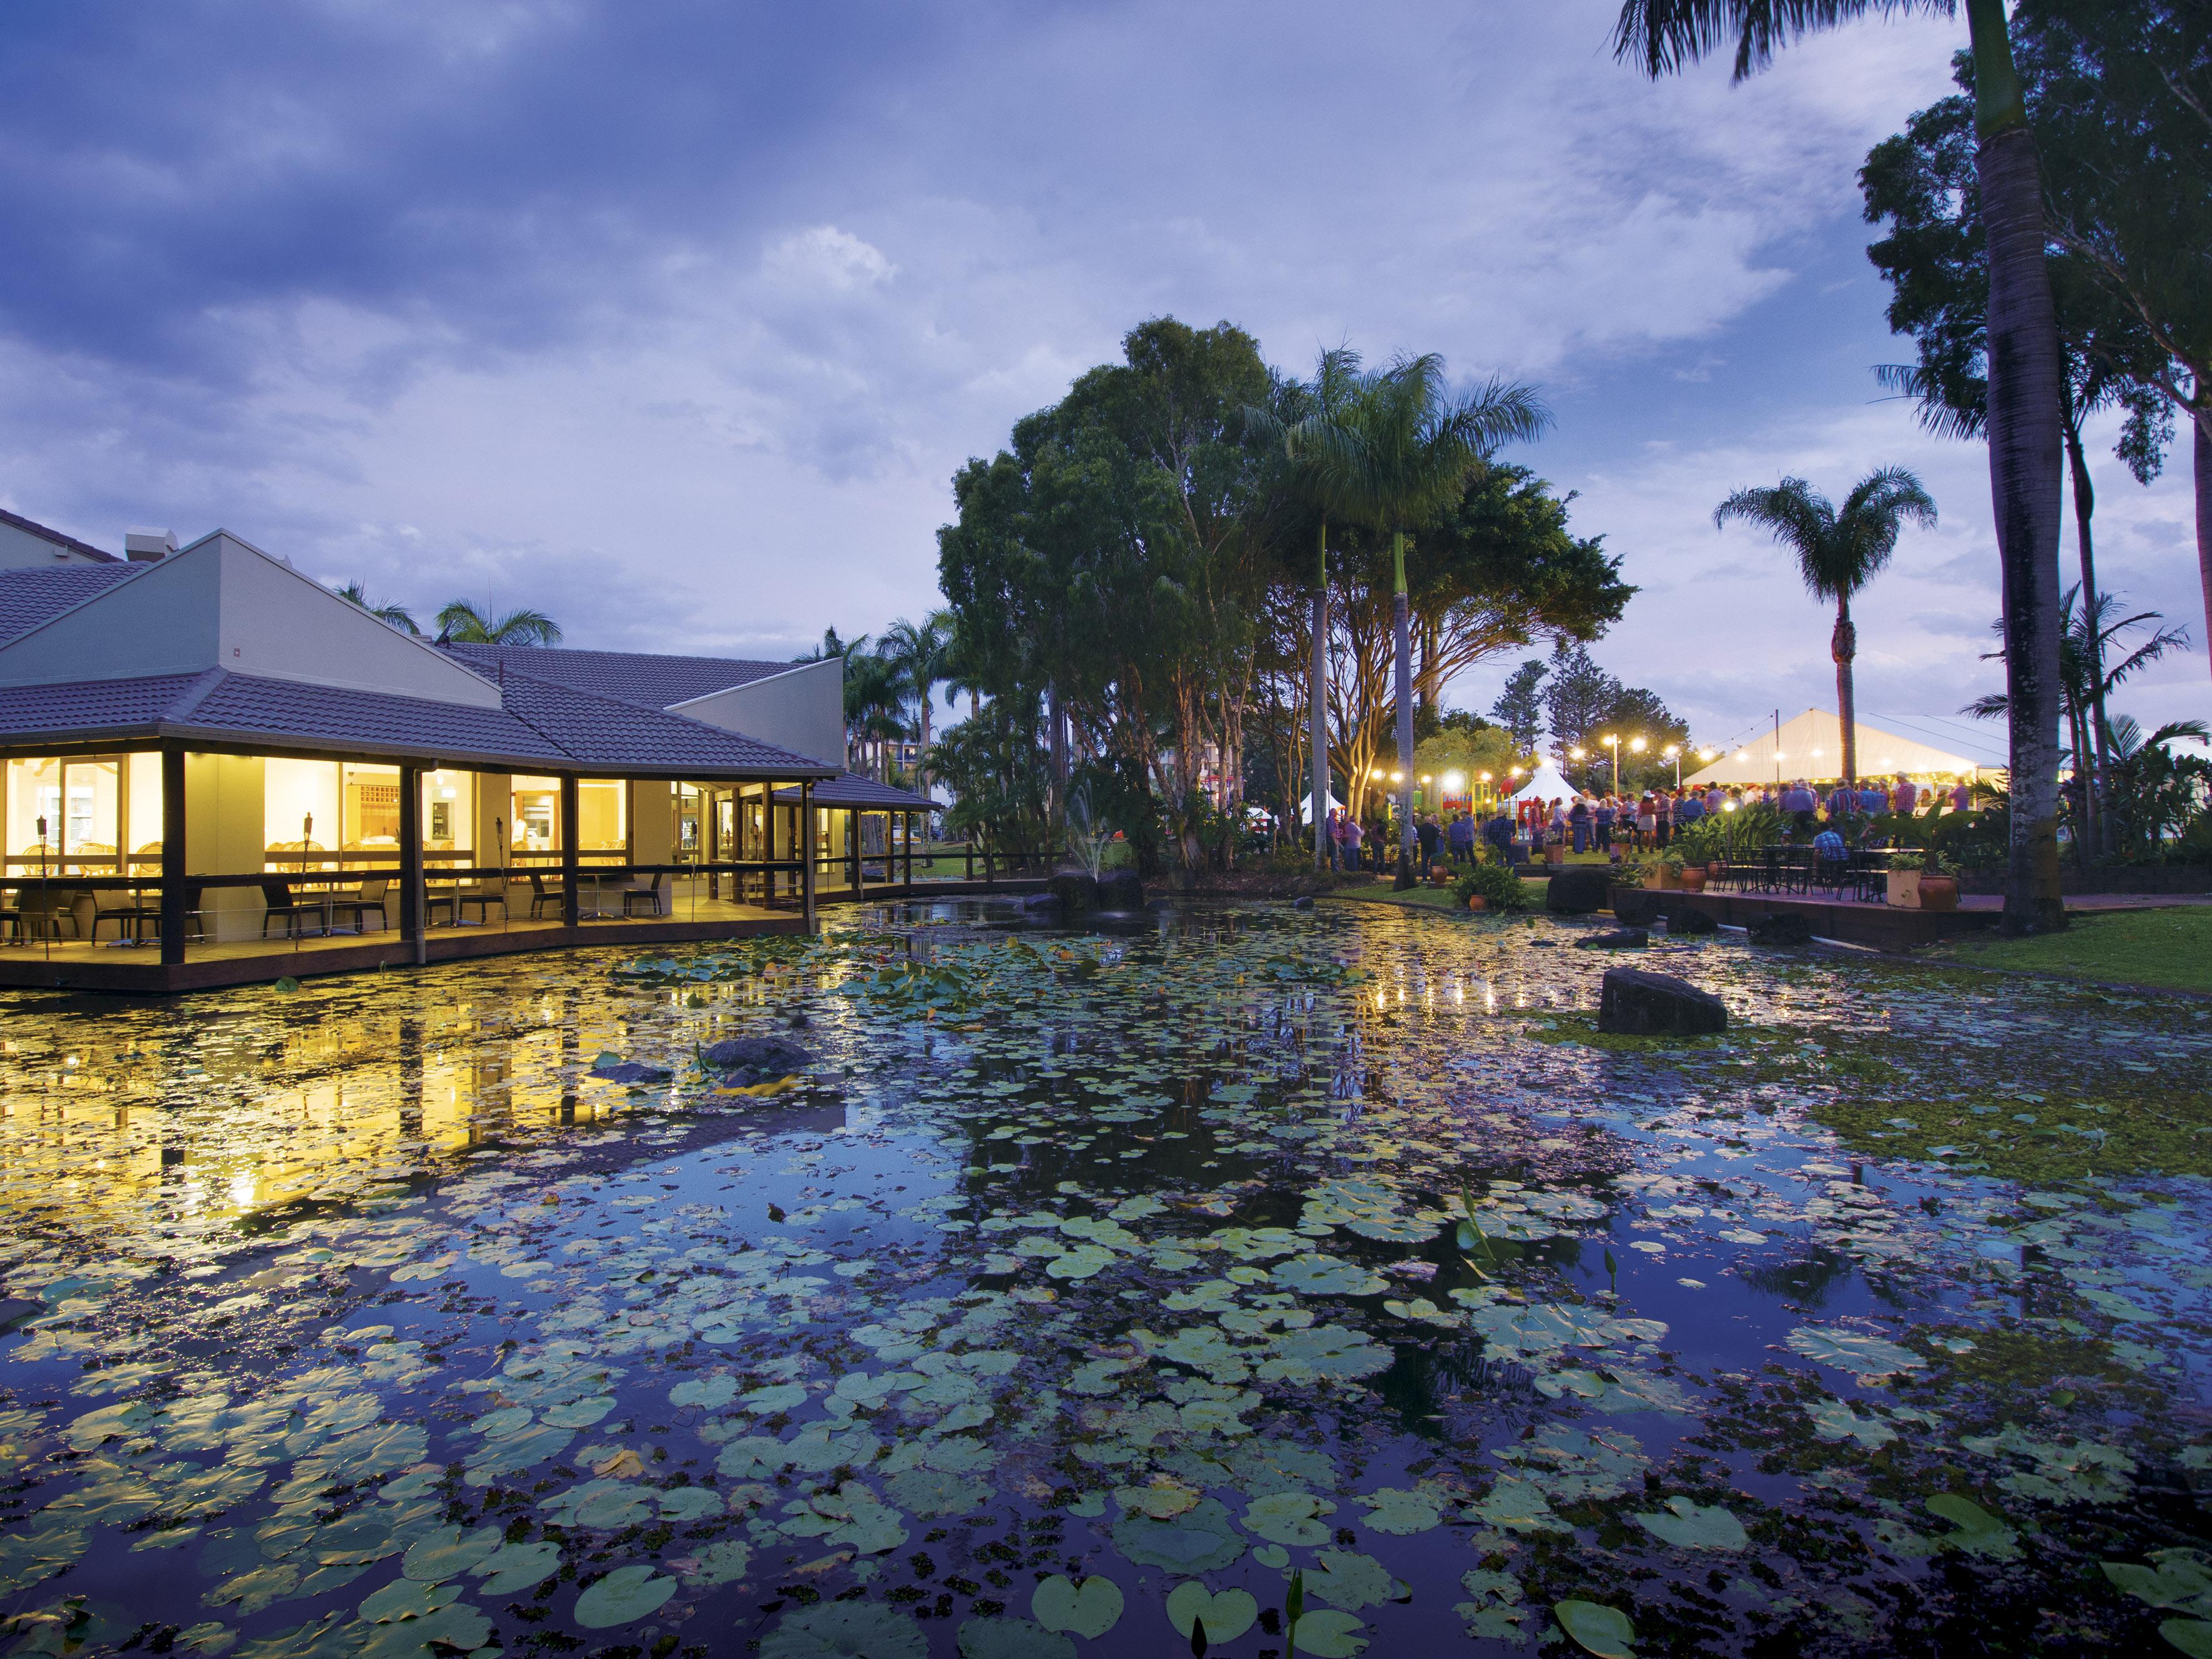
[801,782,816,930]
[853,808,865,899]
[903,811,914,892]
[400,762,425,963]
[159,745,186,967]
[560,775,580,930]
[764,784,779,903]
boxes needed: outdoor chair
[527,872,569,919]
[260,879,321,939]
[0,887,20,943]
[91,885,160,944]
[331,879,390,935]
[12,887,79,941]
[455,879,506,925]
[620,872,665,917]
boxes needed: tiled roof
[0,667,833,777]
[0,564,141,641]
[440,641,799,707]
[774,772,934,809]
[499,672,824,771]
[0,508,118,563]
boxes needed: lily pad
[1307,1550,1407,1612]
[1292,1608,1371,1658]
[762,1602,928,1658]
[1924,1494,2019,1560]
[2161,1620,2212,1658]
[956,1618,1076,1659]
[474,1540,560,1596]
[1244,1490,1334,1547]
[401,1524,503,1583]
[1632,1497,1748,1551]
[1111,1496,1245,1573]
[1031,1574,1124,1639]
[1165,1582,1257,1644]
[1556,1598,1637,1658]
[1786,1326,1925,1380]
[574,1563,677,1628]
[1355,1487,1442,1536]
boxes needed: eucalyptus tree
[1714,469,1938,785]
[433,600,563,646]
[1615,0,2067,930]
[1323,356,1548,884]
[1242,345,1365,867]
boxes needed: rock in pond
[1546,866,1613,915]
[702,1035,814,1083]
[1666,907,1719,936]
[1749,912,1814,947]
[1575,927,1649,950]
[1097,869,1146,912]
[1597,967,1728,1036]
[1291,894,1315,911]
[590,1059,672,1085]
[1048,870,1100,913]
[1611,889,1664,927]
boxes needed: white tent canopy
[1508,761,1588,804]
[1684,709,1986,787]
[1298,790,1345,825]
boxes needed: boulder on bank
[591,1058,672,1085]
[1575,927,1649,950]
[1610,889,1663,927]
[1597,967,1728,1036]
[1097,869,1146,912]
[1666,907,1719,936]
[1546,866,1613,915]
[1749,912,1814,947]
[702,1035,814,1083]
[1049,870,1101,913]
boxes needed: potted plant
[1916,850,1961,912]
[1648,852,1684,891]
[1885,850,1924,910]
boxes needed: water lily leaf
[1807,1399,1896,1449]
[1166,1583,1257,1644]
[474,1539,560,1596]
[1291,1608,1370,1658]
[1111,1497,1244,1573]
[1632,1497,1747,1551]
[1786,1327,1924,1380]
[1355,1488,1442,1536]
[762,1601,928,1658]
[1243,1490,1334,1547]
[1924,1494,2019,1559]
[1555,1598,1637,1658]
[885,1469,988,1520]
[574,1563,677,1628]
[357,1600,491,1657]
[1307,1550,1406,1612]
[360,1576,458,1622]
[2103,1553,2212,1613]
[744,1383,810,1414]
[2161,1619,2212,1658]
[1031,1573,1124,1639]
[543,1396,616,1429]
[401,1524,503,1583]
[956,1617,1076,1659]
[671,1374,739,1410]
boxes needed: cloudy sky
[1,0,2200,756]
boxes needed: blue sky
[0,0,2200,756]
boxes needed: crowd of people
[1319,773,1979,873]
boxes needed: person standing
[1674,787,1704,832]
[1417,812,1440,872]
[1635,793,1658,850]
[1654,789,1673,849]
[1569,797,1591,855]
[1448,810,1474,865]
[1343,812,1364,872]
[1594,795,1616,852]
[1894,774,1918,815]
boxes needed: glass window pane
[342,764,403,851]
[423,770,474,859]
[511,775,560,855]
[127,753,163,874]
[578,780,626,857]
[7,757,62,871]
[265,759,340,865]
[62,759,118,865]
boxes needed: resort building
[0,519,933,992]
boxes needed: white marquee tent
[1508,761,1588,804]
[1684,709,1987,787]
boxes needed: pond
[0,898,2208,1659]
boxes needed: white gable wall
[0,531,503,707]
[0,517,111,569]
[672,657,845,769]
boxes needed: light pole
[1568,747,1586,794]
[1601,734,1621,795]
[1664,744,1681,788]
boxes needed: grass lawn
[1929,905,2212,995]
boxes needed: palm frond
[1872,363,1985,441]
[1612,0,1945,83]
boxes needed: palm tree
[435,600,563,646]
[335,581,420,635]
[1714,468,1937,785]
[1324,355,1550,885]
[1245,347,1365,870]
[878,611,955,798]
[1613,0,2067,936]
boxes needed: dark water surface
[0,899,2207,1658]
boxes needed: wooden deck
[1612,884,2212,950]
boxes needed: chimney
[124,527,177,563]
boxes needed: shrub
[1451,860,1532,912]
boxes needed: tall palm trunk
[1309,523,1331,870]
[1969,0,2067,934]
[1832,599,1858,786]
[1392,531,1415,889]
[2197,410,2211,693]
[2062,414,2106,855]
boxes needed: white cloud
[761,226,897,293]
